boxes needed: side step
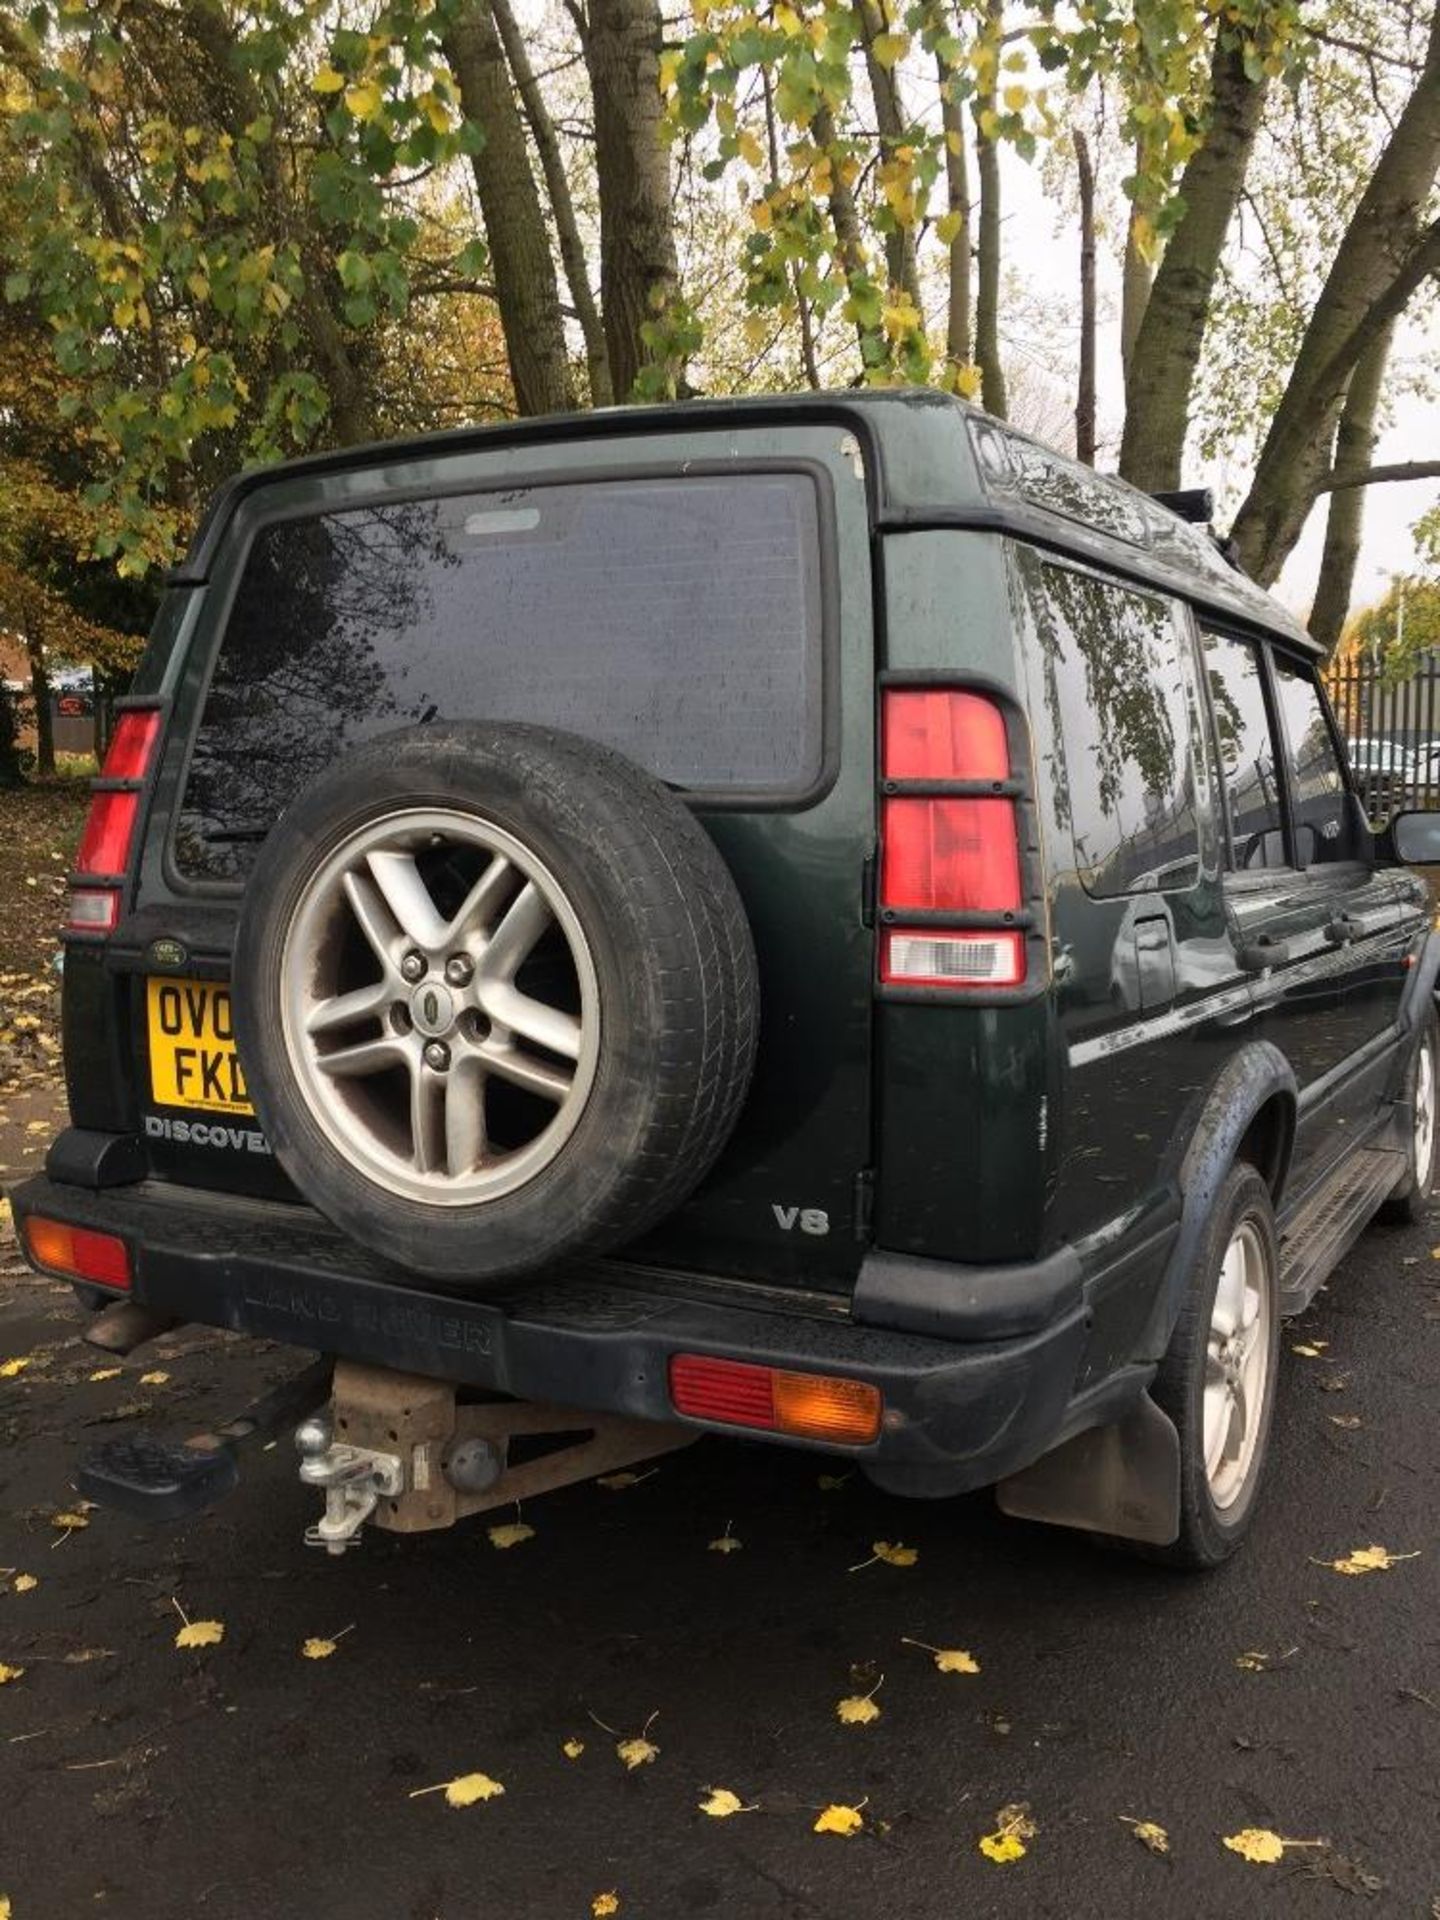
[77,1359,333,1522]
[1279,1146,1404,1316]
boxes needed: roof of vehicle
[176,388,1313,653]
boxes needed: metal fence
[1325,648,1440,824]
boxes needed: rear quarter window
[1014,548,1205,898]
[175,471,827,881]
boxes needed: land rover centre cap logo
[411,981,454,1037]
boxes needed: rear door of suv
[127,422,879,1292]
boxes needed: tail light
[878,686,1027,990]
[669,1354,883,1446]
[68,706,162,935]
[22,1215,132,1291]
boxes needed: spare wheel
[233,722,758,1282]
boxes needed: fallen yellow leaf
[50,1511,88,1531]
[88,1368,122,1383]
[1121,1815,1170,1855]
[851,1540,917,1570]
[0,1664,24,1685]
[813,1802,865,1836]
[592,1895,619,1917]
[25,1120,47,1134]
[708,1531,741,1553]
[302,1638,337,1660]
[1222,1828,1286,1864]
[1235,1651,1269,1671]
[933,1647,980,1673]
[979,1802,1035,1864]
[1322,1544,1420,1576]
[11,1575,37,1594]
[1292,1343,1328,1359]
[901,1637,979,1674]
[0,1358,33,1379]
[138,1371,170,1386]
[699,1787,756,1817]
[1328,1414,1362,1430]
[175,1620,224,1649]
[836,1681,882,1724]
[596,1471,652,1490]
[616,1735,659,1770]
[487,1521,535,1550]
[0,1891,10,1917]
[409,1771,506,1807]
[562,1737,585,1760]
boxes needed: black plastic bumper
[10,1172,1090,1494]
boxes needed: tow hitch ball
[295,1418,405,1555]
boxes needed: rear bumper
[11,1172,1094,1494]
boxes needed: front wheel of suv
[1378,1010,1437,1226]
[1145,1162,1282,1570]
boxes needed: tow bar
[294,1360,698,1555]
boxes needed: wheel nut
[401,950,427,983]
[423,1040,451,1072]
[444,953,475,987]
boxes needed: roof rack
[1149,488,1214,526]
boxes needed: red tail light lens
[75,790,139,876]
[68,704,162,933]
[100,708,161,780]
[880,797,1021,912]
[883,689,1009,781]
[879,687,1027,990]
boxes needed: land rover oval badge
[146,937,188,972]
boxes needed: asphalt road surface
[3,1107,1438,1919]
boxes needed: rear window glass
[175,473,826,880]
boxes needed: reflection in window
[1271,657,1348,862]
[177,474,825,880]
[1202,633,1286,870]
[1020,554,1201,898]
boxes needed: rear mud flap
[994,1393,1180,1546]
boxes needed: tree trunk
[1074,126,1097,465]
[813,103,874,363]
[1120,141,1152,385]
[1117,32,1269,492]
[582,0,681,401]
[488,0,613,407]
[445,2,576,416]
[972,5,1007,419]
[857,0,921,307]
[763,71,820,389]
[26,629,53,777]
[1231,6,1440,584]
[1307,324,1394,656]
[0,681,24,787]
[939,52,972,373]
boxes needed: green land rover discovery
[12,390,1439,1568]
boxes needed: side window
[1202,632,1287,871]
[1019,553,1202,897]
[1270,656,1350,863]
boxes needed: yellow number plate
[146,977,253,1115]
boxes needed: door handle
[1238,938,1290,972]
